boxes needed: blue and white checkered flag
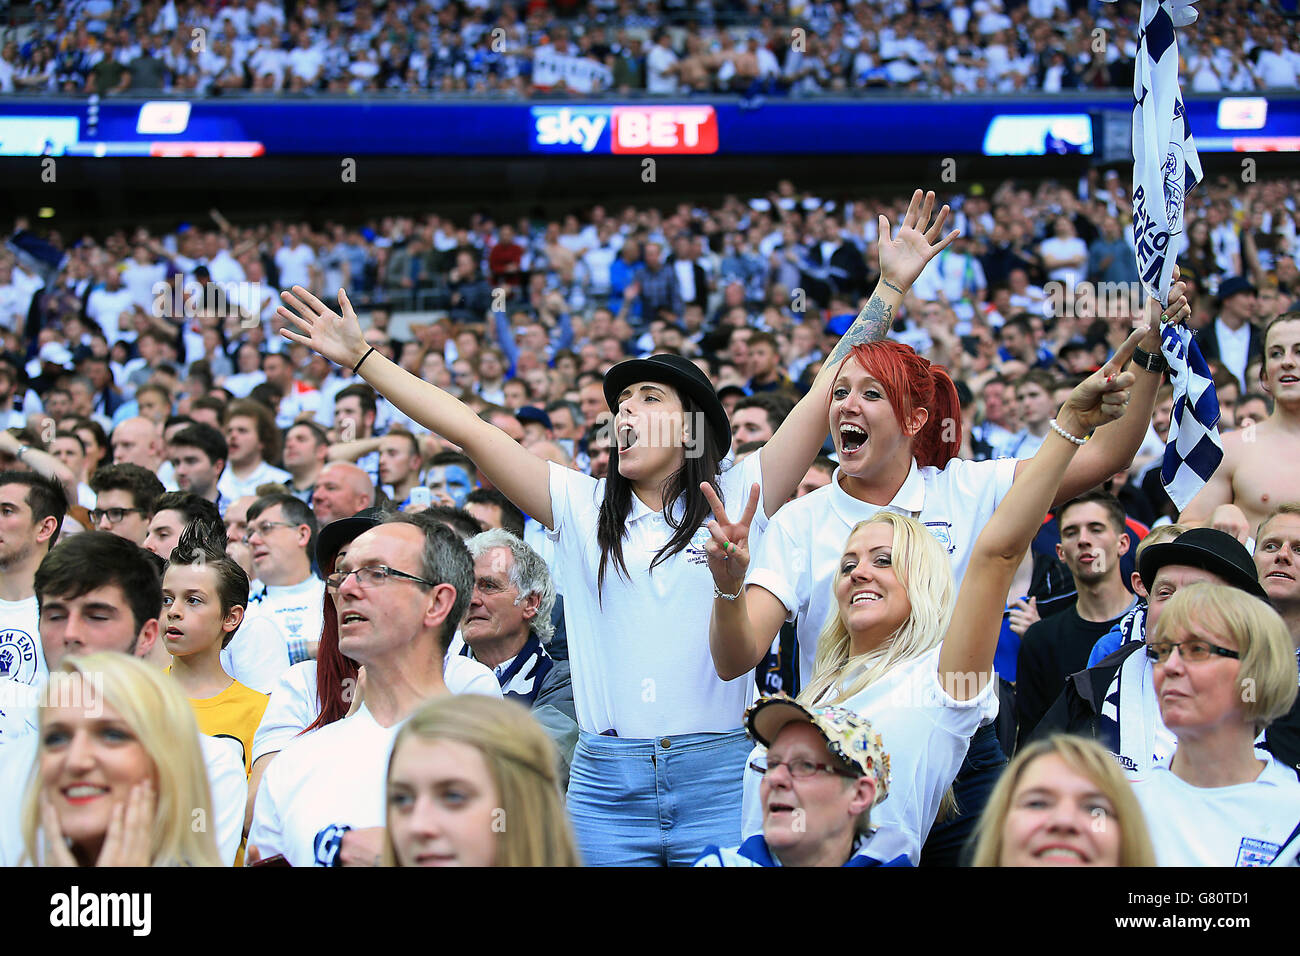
[1159,322,1223,510]
[1106,0,1218,510]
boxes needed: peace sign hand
[700,482,760,596]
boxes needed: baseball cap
[746,695,891,806]
[515,406,553,431]
[1137,527,1268,601]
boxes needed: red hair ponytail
[842,341,962,469]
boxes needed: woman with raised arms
[703,273,1188,864]
[278,190,958,866]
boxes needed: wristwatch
[1131,346,1167,373]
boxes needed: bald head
[112,417,164,469]
[313,462,374,524]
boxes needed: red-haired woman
[704,280,1189,864]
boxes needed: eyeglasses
[326,565,436,591]
[1145,639,1241,664]
[241,521,300,544]
[91,507,145,525]
[748,757,859,780]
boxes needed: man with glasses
[1030,527,1270,778]
[248,516,473,867]
[240,493,323,667]
[695,697,907,867]
[88,463,164,546]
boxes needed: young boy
[163,539,269,776]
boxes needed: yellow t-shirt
[185,680,269,775]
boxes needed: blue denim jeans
[566,728,751,866]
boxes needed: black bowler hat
[602,353,730,458]
[1137,527,1269,601]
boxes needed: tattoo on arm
[827,295,894,364]
[881,277,904,294]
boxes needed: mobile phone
[408,486,432,509]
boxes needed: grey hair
[467,528,556,643]
[382,512,474,653]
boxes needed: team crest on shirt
[314,824,352,866]
[0,629,39,685]
[1235,837,1280,867]
[685,525,713,565]
[924,521,956,555]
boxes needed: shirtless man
[1181,314,1300,540]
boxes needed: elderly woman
[971,735,1155,866]
[1133,582,1300,866]
[694,697,906,868]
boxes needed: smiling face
[387,736,498,867]
[1261,319,1300,402]
[829,361,919,480]
[833,522,911,643]
[613,381,688,486]
[998,753,1121,867]
[40,681,157,862]
[1256,513,1300,607]
[462,546,536,652]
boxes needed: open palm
[278,286,368,370]
[877,189,961,290]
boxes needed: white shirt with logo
[241,577,325,667]
[547,452,767,738]
[248,703,399,866]
[0,596,45,689]
[747,456,1019,689]
[1134,755,1300,866]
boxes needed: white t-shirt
[740,644,998,863]
[0,595,46,688]
[1039,235,1089,287]
[250,653,501,763]
[247,703,399,866]
[0,720,247,866]
[747,456,1019,689]
[646,44,679,94]
[546,452,768,738]
[274,243,317,290]
[217,460,293,504]
[1134,755,1300,866]
[220,614,291,696]
[242,577,326,667]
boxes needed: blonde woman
[22,654,222,867]
[971,735,1155,866]
[384,695,580,867]
[720,330,1147,864]
[1134,583,1300,866]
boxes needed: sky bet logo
[531,106,718,155]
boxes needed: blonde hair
[22,653,222,867]
[1151,582,1297,733]
[1135,522,1187,561]
[970,735,1156,867]
[383,695,580,867]
[799,513,955,708]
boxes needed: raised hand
[877,189,961,292]
[1210,503,1251,544]
[1008,597,1040,637]
[1059,328,1145,435]
[278,286,369,371]
[700,481,760,596]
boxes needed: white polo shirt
[547,452,767,738]
[740,644,998,864]
[747,456,1019,688]
[1134,755,1300,866]
[248,703,397,867]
